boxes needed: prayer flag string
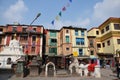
[51,0,72,27]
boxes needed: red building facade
[0,24,44,57]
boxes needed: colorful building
[44,26,88,68]
[0,25,6,52]
[45,26,88,57]
[0,24,44,58]
[87,36,97,59]
[45,29,60,56]
[62,26,88,57]
[88,17,120,60]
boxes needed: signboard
[73,51,78,57]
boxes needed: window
[107,40,110,46]
[32,36,36,47]
[50,31,56,37]
[117,39,120,44]
[49,38,57,46]
[90,50,94,55]
[33,28,36,32]
[81,30,84,36]
[7,58,12,64]
[102,43,105,47]
[79,49,83,56]
[50,39,57,43]
[97,44,101,48]
[32,36,36,41]
[31,47,35,52]
[106,25,109,31]
[51,39,57,43]
[20,35,27,42]
[66,47,69,51]
[0,36,2,44]
[75,30,78,36]
[90,40,94,47]
[13,27,17,32]
[66,36,69,43]
[23,28,27,32]
[0,28,3,32]
[49,48,57,55]
[66,30,69,33]
[114,24,120,30]
[101,29,104,34]
[96,31,99,35]
[76,38,84,45]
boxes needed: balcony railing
[49,43,57,46]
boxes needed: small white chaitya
[79,63,84,76]
[84,63,89,76]
[94,65,101,78]
[0,34,25,69]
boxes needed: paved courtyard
[0,68,119,80]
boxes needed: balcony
[73,44,86,48]
[49,43,57,46]
[19,40,28,44]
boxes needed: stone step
[56,70,68,75]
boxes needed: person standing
[116,61,120,79]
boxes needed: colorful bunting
[69,0,72,3]
[59,11,62,17]
[62,6,66,11]
[66,3,70,7]
[56,15,60,21]
[51,0,73,26]
[51,20,54,25]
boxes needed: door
[79,49,83,56]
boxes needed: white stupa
[0,34,25,69]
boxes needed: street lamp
[26,13,41,55]
[30,13,41,25]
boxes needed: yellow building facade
[70,27,89,57]
[88,17,120,59]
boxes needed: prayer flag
[62,6,66,11]
[55,15,59,20]
[51,20,54,25]
[69,0,72,3]
[59,11,62,17]
[66,3,70,7]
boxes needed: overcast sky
[0,0,120,30]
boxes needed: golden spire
[14,33,17,39]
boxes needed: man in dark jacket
[116,61,120,79]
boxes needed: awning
[90,55,98,59]
[97,53,113,56]
[77,55,90,59]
